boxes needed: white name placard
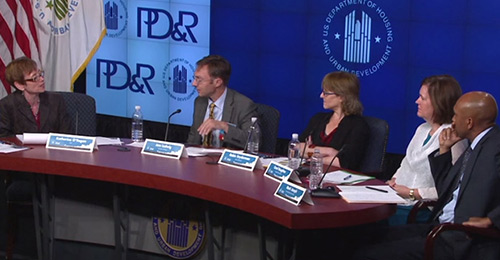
[264,161,293,182]
[141,139,187,159]
[46,133,96,152]
[274,181,314,206]
[264,161,302,184]
[218,149,263,171]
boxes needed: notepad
[185,147,224,157]
[337,185,406,204]
[322,170,374,184]
[0,143,29,153]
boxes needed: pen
[343,175,352,180]
[366,186,388,193]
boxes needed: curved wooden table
[0,140,395,230]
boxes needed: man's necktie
[458,146,472,184]
[203,103,216,147]
[436,146,472,222]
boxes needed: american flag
[0,0,106,99]
[0,0,41,97]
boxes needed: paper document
[186,147,224,157]
[337,185,406,204]
[96,137,123,146]
[260,157,288,168]
[126,141,145,148]
[0,143,30,153]
[323,170,374,184]
[18,133,49,144]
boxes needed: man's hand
[463,217,493,228]
[197,119,229,136]
[439,127,463,154]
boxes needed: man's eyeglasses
[193,76,212,84]
[322,90,338,96]
[25,71,45,82]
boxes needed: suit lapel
[221,88,234,122]
[38,94,50,131]
[431,147,468,221]
[14,92,36,125]
[196,98,208,127]
[457,126,498,202]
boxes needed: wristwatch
[409,189,416,201]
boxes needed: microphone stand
[164,109,181,141]
[75,110,79,135]
[295,130,313,177]
[310,145,346,198]
[296,141,310,177]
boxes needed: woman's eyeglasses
[25,71,45,82]
[322,90,338,96]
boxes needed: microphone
[74,99,80,135]
[310,145,347,198]
[75,110,79,135]
[164,109,182,141]
[296,130,313,177]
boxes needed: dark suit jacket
[186,88,257,148]
[299,113,369,171]
[428,125,500,259]
[0,91,72,137]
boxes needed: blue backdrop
[210,0,500,154]
[88,0,500,154]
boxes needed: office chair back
[255,103,280,154]
[359,116,389,174]
[57,92,97,136]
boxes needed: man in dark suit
[353,91,500,260]
[187,55,257,148]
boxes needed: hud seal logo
[33,0,81,36]
[152,199,205,259]
[322,0,393,77]
[162,58,197,102]
[104,0,128,38]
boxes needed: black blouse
[300,112,369,171]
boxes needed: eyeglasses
[193,76,205,83]
[193,76,213,84]
[25,71,45,82]
[322,90,338,96]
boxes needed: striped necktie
[203,103,216,146]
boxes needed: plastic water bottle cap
[135,105,141,110]
[251,117,257,123]
[292,133,298,139]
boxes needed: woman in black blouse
[300,71,369,171]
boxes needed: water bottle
[131,105,143,142]
[288,133,301,170]
[309,149,323,190]
[245,117,260,154]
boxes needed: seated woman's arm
[299,143,341,167]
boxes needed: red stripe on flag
[19,0,39,56]
[6,0,17,11]
[0,59,11,94]
[0,11,14,58]
[11,4,32,58]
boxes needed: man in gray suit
[186,55,257,148]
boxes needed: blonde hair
[322,71,363,116]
